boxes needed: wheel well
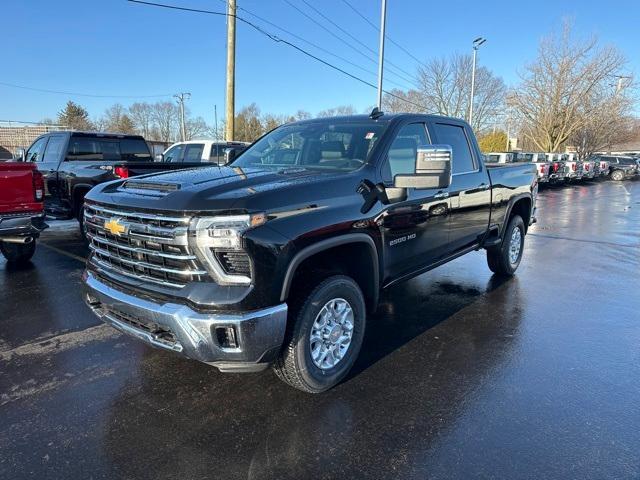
[285,242,378,312]
[72,187,90,216]
[509,197,532,232]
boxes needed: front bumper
[0,212,47,238]
[83,271,288,372]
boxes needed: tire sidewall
[503,215,525,273]
[611,170,624,181]
[0,241,36,263]
[292,277,366,392]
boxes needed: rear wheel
[273,275,366,393]
[611,170,624,181]
[0,241,36,264]
[486,214,525,276]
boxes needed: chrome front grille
[84,203,207,289]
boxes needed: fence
[0,122,71,159]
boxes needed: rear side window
[66,137,150,161]
[432,123,476,174]
[120,139,152,160]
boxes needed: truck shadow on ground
[98,274,524,479]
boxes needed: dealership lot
[1,180,639,479]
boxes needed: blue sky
[1,0,638,125]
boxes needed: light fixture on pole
[468,37,486,127]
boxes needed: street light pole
[468,37,486,128]
[376,0,387,110]
[174,92,191,141]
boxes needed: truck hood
[85,165,361,215]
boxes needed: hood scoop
[120,180,181,196]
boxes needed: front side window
[164,145,184,163]
[184,144,204,162]
[42,135,66,163]
[383,123,429,181]
[26,137,48,162]
[432,123,476,174]
[232,122,387,172]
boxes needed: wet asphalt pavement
[1,179,639,479]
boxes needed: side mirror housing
[224,147,236,165]
[154,153,164,162]
[15,148,26,162]
[394,145,452,189]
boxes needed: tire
[0,240,36,264]
[273,275,366,393]
[77,204,88,242]
[611,170,624,181]
[486,214,525,276]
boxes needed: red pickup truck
[0,162,48,264]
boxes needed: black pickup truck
[82,112,537,392]
[19,131,213,228]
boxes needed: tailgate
[0,163,37,214]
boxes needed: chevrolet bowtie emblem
[104,218,127,236]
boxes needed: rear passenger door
[183,143,205,163]
[432,121,491,253]
[379,122,451,281]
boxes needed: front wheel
[486,214,525,276]
[273,275,366,393]
[0,240,36,264]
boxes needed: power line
[340,0,428,70]
[280,0,421,90]
[298,0,420,84]
[127,0,430,112]
[211,0,412,91]
[0,81,173,99]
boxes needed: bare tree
[129,102,154,138]
[382,54,505,131]
[511,22,630,152]
[234,103,264,142]
[101,104,136,134]
[317,105,356,117]
[184,116,209,140]
[151,101,179,142]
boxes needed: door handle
[479,183,490,190]
[434,191,449,199]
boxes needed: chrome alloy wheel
[509,227,522,265]
[309,298,354,370]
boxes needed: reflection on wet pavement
[1,181,639,479]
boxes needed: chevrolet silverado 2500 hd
[82,112,537,393]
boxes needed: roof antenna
[369,107,384,119]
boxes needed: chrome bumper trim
[83,271,288,367]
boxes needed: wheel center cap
[328,325,342,343]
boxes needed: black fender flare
[279,233,380,309]
[501,194,533,236]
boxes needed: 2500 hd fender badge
[389,233,416,246]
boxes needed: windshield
[232,122,387,172]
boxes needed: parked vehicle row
[486,151,640,185]
[15,132,248,232]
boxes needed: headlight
[189,213,266,285]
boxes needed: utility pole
[376,0,387,110]
[214,104,219,142]
[225,0,236,141]
[174,92,191,141]
[468,37,486,128]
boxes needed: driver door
[378,122,451,282]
